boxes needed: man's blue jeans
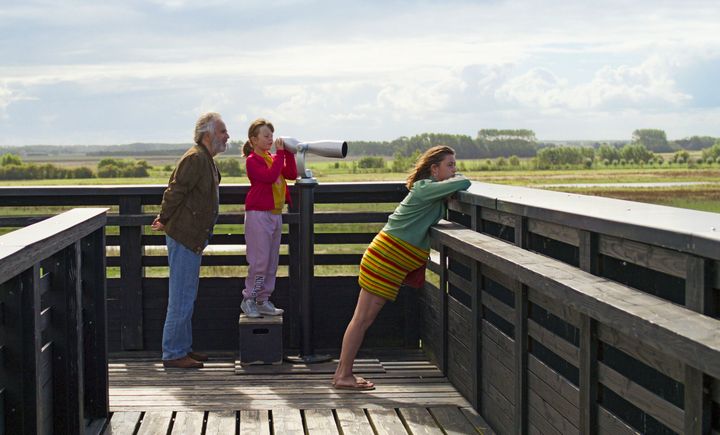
[162,235,203,361]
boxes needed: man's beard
[211,136,227,154]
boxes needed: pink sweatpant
[243,210,282,302]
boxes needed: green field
[3,160,718,278]
[2,160,719,212]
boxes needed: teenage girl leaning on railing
[333,145,471,390]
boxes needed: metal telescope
[280,137,348,179]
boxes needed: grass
[4,162,718,278]
[2,163,719,213]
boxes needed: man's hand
[151,216,165,231]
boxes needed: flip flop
[332,375,375,390]
[332,382,376,391]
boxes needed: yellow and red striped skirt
[358,231,429,301]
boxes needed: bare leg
[333,289,387,387]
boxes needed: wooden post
[683,256,712,434]
[81,228,109,421]
[514,216,528,249]
[119,197,144,350]
[579,314,598,434]
[683,365,710,435]
[579,230,599,275]
[47,243,84,434]
[686,256,712,315]
[470,205,483,411]
[1,266,42,434]
[439,245,449,374]
[514,282,528,435]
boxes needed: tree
[216,158,244,176]
[1,153,23,166]
[476,129,538,158]
[672,150,690,163]
[672,136,717,150]
[597,144,621,162]
[701,143,720,161]
[97,158,150,178]
[477,129,537,142]
[620,144,654,164]
[357,156,385,169]
[631,129,672,152]
[391,150,419,172]
[536,146,586,169]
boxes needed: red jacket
[245,150,297,211]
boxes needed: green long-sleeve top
[382,175,472,250]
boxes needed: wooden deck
[105,350,494,434]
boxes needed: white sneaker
[257,300,284,316]
[240,298,261,318]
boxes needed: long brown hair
[406,145,455,189]
[242,118,275,157]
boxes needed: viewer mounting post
[284,138,347,363]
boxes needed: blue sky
[1,0,719,145]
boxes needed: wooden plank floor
[105,350,495,434]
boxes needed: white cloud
[0,84,31,119]
[376,76,462,117]
[0,86,13,118]
[2,0,720,144]
[495,56,692,112]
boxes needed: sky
[1,0,719,146]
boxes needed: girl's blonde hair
[406,145,455,189]
[242,118,275,157]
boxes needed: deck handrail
[425,220,719,434]
[0,208,109,434]
[457,182,720,260]
[448,183,720,318]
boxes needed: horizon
[1,135,640,149]
[2,0,719,146]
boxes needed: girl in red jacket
[240,118,297,317]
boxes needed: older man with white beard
[152,112,229,368]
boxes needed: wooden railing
[0,208,108,435]
[447,182,719,317]
[423,183,720,434]
[0,183,414,353]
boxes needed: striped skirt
[358,231,429,301]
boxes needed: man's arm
[155,153,200,227]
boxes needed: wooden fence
[0,208,109,434]
[0,183,415,353]
[420,182,720,434]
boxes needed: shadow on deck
[106,349,493,434]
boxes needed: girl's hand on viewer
[274,138,284,151]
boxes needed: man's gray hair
[194,112,222,145]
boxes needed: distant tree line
[350,130,539,159]
[350,129,719,159]
[0,155,150,180]
[3,129,717,161]
[2,129,719,179]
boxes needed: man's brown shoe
[188,351,208,362]
[162,356,203,369]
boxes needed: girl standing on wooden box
[333,145,471,390]
[240,118,297,317]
